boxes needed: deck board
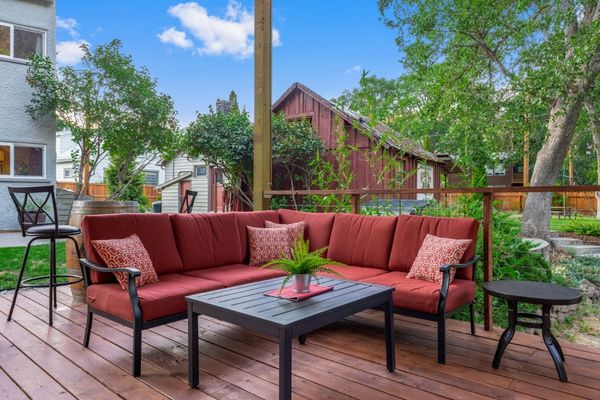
[0,287,598,400]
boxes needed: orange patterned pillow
[264,220,305,245]
[92,234,159,290]
[407,234,472,284]
[247,226,292,266]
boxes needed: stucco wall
[0,0,56,230]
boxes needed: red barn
[273,82,449,199]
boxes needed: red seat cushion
[327,214,397,269]
[277,209,335,252]
[86,274,225,322]
[82,213,183,284]
[171,213,243,270]
[317,265,387,281]
[183,264,286,286]
[362,272,476,314]
[234,211,280,262]
[389,215,479,279]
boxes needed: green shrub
[563,219,600,237]
[421,195,551,327]
[553,257,600,287]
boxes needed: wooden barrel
[66,200,138,303]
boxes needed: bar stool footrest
[21,274,83,289]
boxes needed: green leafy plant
[563,220,600,237]
[262,237,343,291]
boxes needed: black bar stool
[179,189,198,213]
[7,185,83,325]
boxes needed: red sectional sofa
[80,209,479,376]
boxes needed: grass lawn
[0,242,68,290]
[550,215,599,232]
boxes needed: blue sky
[56,1,404,126]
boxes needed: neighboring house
[0,0,56,230]
[55,130,166,186]
[273,82,450,199]
[447,156,525,188]
[157,155,224,213]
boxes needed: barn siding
[273,86,441,195]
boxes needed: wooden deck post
[483,192,493,330]
[253,0,272,210]
[351,194,360,214]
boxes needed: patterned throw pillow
[92,234,159,290]
[407,234,472,284]
[247,226,292,266]
[264,220,305,245]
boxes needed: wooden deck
[1,287,599,400]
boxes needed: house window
[63,168,74,179]
[0,22,46,61]
[194,165,207,177]
[144,170,159,186]
[486,164,506,176]
[0,143,45,178]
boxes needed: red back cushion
[234,211,280,262]
[82,213,183,284]
[171,213,244,270]
[277,209,336,252]
[327,213,397,269]
[389,215,479,279]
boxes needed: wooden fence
[56,182,159,204]
[442,192,598,215]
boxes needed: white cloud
[57,17,79,37]
[164,1,281,59]
[157,27,193,48]
[56,40,88,65]
[345,65,362,74]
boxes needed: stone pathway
[549,236,600,258]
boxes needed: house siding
[0,0,56,230]
[161,156,209,213]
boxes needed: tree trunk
[521,95,584,238]
[584,97,600,218]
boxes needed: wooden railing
[265,185,600,330]
[56,182,160,204]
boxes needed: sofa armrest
[437,256,480,316]
[80,258,141,277]
[79,258,143,323]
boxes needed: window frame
[0,142,46,179]
[194,165,207,177]
[0,21,47,62]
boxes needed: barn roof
[273,82,444,164]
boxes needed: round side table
[483,280,582,382]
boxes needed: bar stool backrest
[8,185,59,237]
[179,189,198,213]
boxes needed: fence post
[351,194,360,214]
[483,192,493,331]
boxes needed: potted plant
[262,237,342,293]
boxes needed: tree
[26,40,179,200]
[272,113,324,208]
[184,94,324,210]
[185,101,255,209]
[104,157,148,211]
[27,51,109,198]
[378,0,600,238]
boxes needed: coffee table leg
[542,305,568,382]
[188,304,199,388]
[279,329,292,400]
[384,297,395,372]
[492,300,517,369]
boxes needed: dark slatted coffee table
[187,277,395,400]
[483,280,582,382]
